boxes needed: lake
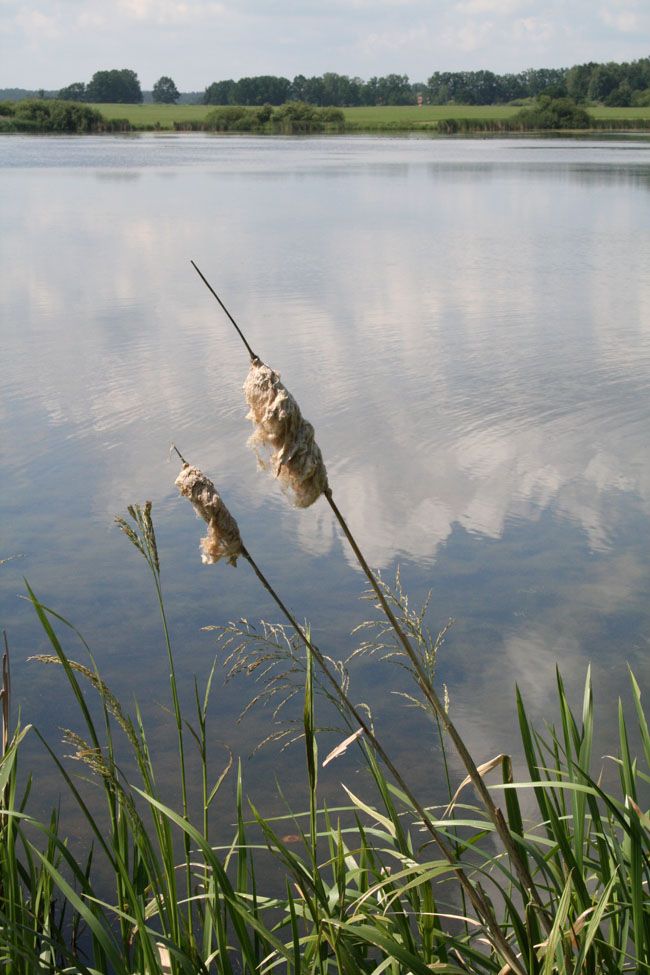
[1,133,650,822]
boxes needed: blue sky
[1,0,649,90]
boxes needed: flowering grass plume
[175,463,242,566]
[244,359,329,508]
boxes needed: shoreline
[3,99,650,137]
[2,128,650,140]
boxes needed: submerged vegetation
[2,269,650,972]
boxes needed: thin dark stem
[240,544,525,975]
[190,261,258,363]
[324,486,551,934]
[170,443,188,466]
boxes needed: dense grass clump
[0,98,133,133]
[436,96,650,134]
[2,556,650,973]
[0,99,130,133]
[511,95,592,130]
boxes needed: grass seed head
[244,360,329,508]
[175,464,242,566]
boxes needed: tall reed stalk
[189,262,550,940]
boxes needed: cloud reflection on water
[1,136,650,780]
[3,140,650,551]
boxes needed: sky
[1,0,649,91]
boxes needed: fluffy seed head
[244,360,329,508]
[175,464,242,566]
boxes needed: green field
[95,102,210,126]
[589,104,650,119]
[344,104,519,128]
[95,101,650,131]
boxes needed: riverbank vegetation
[4,96,649,135]
[2,293,650,970]
[0,99,130,133]
[3,54,650,135]
[2,504,649,972]
[203,102,344,133]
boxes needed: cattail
[244,359,329,508]
[175,464,242,566]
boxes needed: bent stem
[240,543,525,975]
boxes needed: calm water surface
[1,134,650,818]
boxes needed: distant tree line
[427,68,565,104]
[58,69,144,104]
[563,58,650,106]
[8,55,648,109]
[429,58,650,106]
[204,73,415,106]
[203,58,650,108]
[56,71,184,104]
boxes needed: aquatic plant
[175,461,243,565]
[243,359,329,509]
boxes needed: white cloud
[14,8,60,38]
[359,25,431,55]
[343,0,425,7]
[116,0,225,25]
[76,8,107,29]
[512,16,555,43]
[442,19,495,52]
[599,4,638,32]
[455,0,526,14]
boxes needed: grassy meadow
[94,102,210,127]
[94,101,650,132]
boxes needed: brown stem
[240,544,525,975]
[324,487,551,935]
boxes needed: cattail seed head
[244,360,329,508]
[175,464,242,566]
